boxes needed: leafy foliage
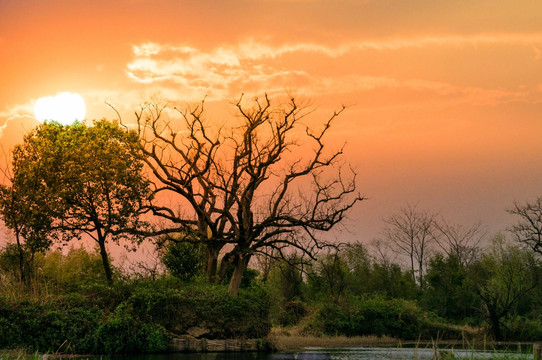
[305,295,459,340]
[6,120,152,283]
[160,240,205,281]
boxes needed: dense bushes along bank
[0,279,271,354]
[1,235,541,354]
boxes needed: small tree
[0,139,58,284]
[382,204,437,288]
[509,196,542,256]
[160,239,205,281]
[472,235,540,340]
[10,120,152,283]
[423,253,480,322]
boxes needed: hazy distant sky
[1,0,542,243]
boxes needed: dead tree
[382,204,437,288]
[433,219,486,266]
[133,95,364,295]
[509,197,542,256]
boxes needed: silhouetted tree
[382,204,437,288]
[433,220,486,266]
[509,196,542,256]
[133,95,364,295]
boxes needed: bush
[0,273,271,353]
[304,295,460,340]
[279,300,308,326]
[120,279,271,338]
[0,299,102,353]
[161,242,205,281]
[95,303,168,354]
[503,316,542,341]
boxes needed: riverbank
[266,327,536,353]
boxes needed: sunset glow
[2,0,542,240]
[34,92,86,125]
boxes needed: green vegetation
[0,215,540,355]
[262,232,541,344]
[0,248,271,354]
[0,120,152,284]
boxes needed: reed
[0,349,41,360]
[267,326,399,351]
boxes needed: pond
[83,346,532,360]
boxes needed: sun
[34,92,86,125]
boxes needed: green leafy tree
[270,255,306,302]
[39,246,106,288]
[307,251,350,302]
[367,261,418,300]
[472,235,540,340]
[160,239,205,281]
[11,120,152,283]
[423,253,480,323]
[0,132,59,283]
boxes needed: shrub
[279,300,308,326]
[0,276,271,353]
[503,316,542,341]
[95,303,168,354]
[161,242,205,281]
[304,295,459,340]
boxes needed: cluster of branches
[381,204,485,288]
[133,95,364,294]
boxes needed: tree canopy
[3,120,152,283]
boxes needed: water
[94,346,532,360]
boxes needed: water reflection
[79,346,531,360]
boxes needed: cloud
[125,35,540,106]
[129,33,542,65]
[0,100,39,150]
[0,115,39,151]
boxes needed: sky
[1,0,542,245]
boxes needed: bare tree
[433,219,486,266]
[368,238,396,267]
[508,196,542,256]
[382,204,437,288]
[133,95,364,295]
[252,247,280,283]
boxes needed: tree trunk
[410,246,416,286]
[205,243,222,283]
[218,252,234,282]
[98,239,113,284]
[488,306,503,341]
[418,258,424,289]
[15,231,26,285]
[228,254,250,296]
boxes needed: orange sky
[2,0,542,243]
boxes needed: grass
[267,326,537,360]
[267,326,400,351]
[0,349,42,360]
